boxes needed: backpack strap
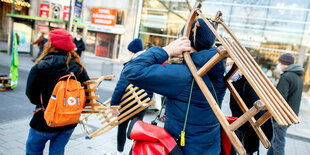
[61,72,80,106]
[33,93,45,114]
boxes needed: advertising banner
[73,0,83,23]
[13,22,32,53]
[39,3,50,18]
[91,8,117,26]
[63,6,69,20]
[38,24,49,33]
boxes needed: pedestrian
[267,53,304,155]
[110,38,153,155]
[73,33,85,57]
[25,29,90,155]
[227,70,273,154]
[122,18,227,154]
[32,32,48,61]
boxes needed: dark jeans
[267,119,289,155]
[26,127,74,155]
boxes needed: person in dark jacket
[25,29,90,155]
[267,53,304,155]
[73,33,85,57]
[111,38,153,155]
[32,33,48,61]
[122,18,226,154]
[229,75,273,154]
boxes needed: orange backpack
[43,72,86,127]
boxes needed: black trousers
[117,110,146,152]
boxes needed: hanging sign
[63,6,69,20]
[73,0,83,22]
[39,3,50,18]
[91,8,117,26]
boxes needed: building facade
[82,0,140,61]
[137,0,310,90]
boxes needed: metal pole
[67,0,74,32]
[134,0,143,38]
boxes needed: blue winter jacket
[122,46,226,155]
[110,71,153,106]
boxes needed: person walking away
[25,29,90,155]
[32,33,48,61]
[122,18,227,154]
[73,33,85,57]
[111,38,153,155]
[267,53,304,155]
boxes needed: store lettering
[91,8,117,26]
[92,13,115,20]
[94,19,113,24]
[98,9,110,14]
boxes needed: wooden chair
[80,83,155,139]
[182,2,300,155]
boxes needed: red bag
[221,116,238,155]
[127,118,182,155]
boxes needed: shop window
[116,10,125,25]
[86,31,96,53]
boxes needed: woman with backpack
[25,29,90,155]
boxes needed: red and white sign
[38,25,49,33]
[39,3,50,18]
[63,6,70,21]
[91,8,117,26]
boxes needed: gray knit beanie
[279,53,295,65]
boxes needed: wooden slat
[84,88,98,92]
[255,111,272,128]
[86,96,100,100]
[224,63,238,81]
[119,89,145,106]
[121,86,139,100]
[89,99,155,138]
[197,46,227,77]
[229,100,266,131]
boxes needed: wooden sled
[82,75,118,113]
[182,2,300,155]
[80,83,155,139]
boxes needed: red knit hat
[49,29,75,51]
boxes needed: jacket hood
[190,48,218,67]
[284,64,304,76]
[34,52,81,78]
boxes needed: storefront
[82,0,139,60]
[137,0,310,91]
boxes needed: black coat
[230,76,273,154]
[73,38,85,57]
[277,64,304,115]
[26,51,90,132]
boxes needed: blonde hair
[34,41,85,74]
